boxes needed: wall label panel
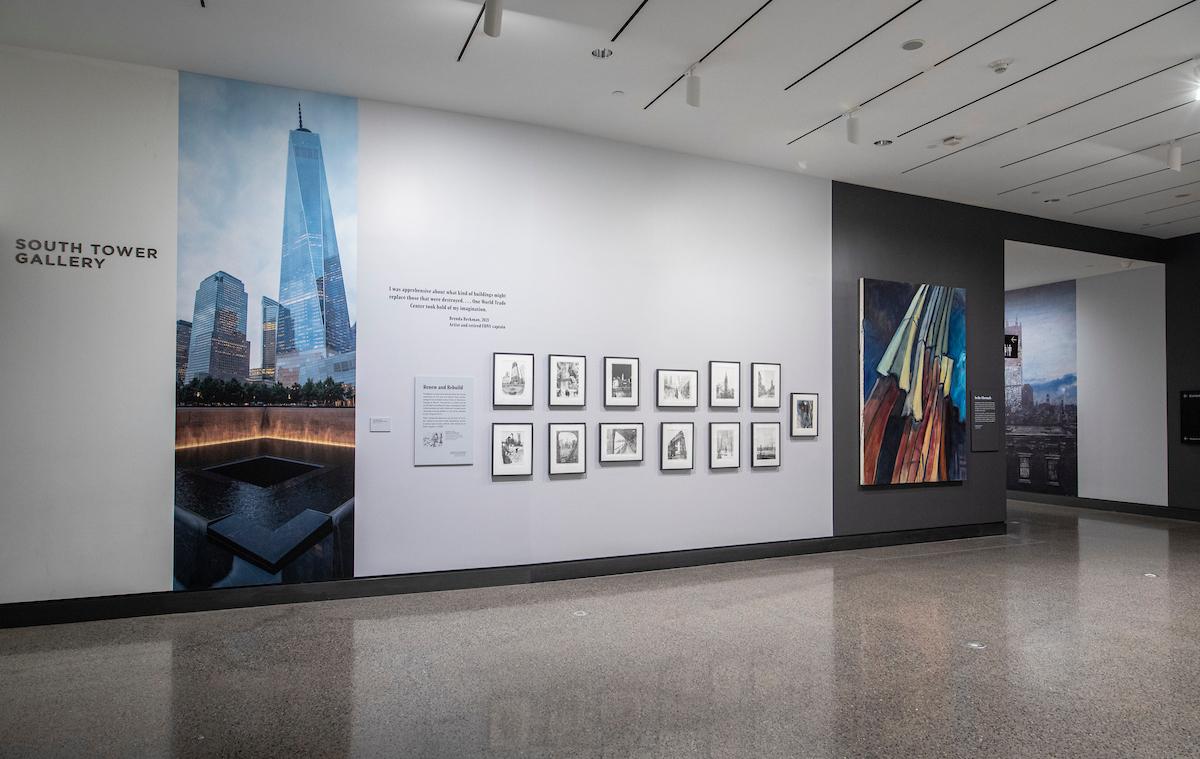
[414,376,474,466]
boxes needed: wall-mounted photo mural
[174,73,358,590]
[1004,281,1077,496]
[859,278,967,486]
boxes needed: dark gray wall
[831,182,1165,535]
[1163,233,1200,511]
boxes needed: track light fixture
[845,110,860,145]
[484,0,502,38]
[685,67,701,108]
[1168,140,1183,172]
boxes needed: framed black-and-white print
[599,422,643,462]
[660,422,694,471]
[548,422,586,475]
[790,393,818,437]
[709,422,740,469]
[709,361,740,408]
[750,362,781,408]
[493,352,534,407]
[548,354,586,407]
[751,422,781,468]
[492,423,533,476]
[604,356,639,407]
[656,369,699,408]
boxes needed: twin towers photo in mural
[859,278,968,486]
[174,74,357,590]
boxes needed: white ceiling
[1005,240,1160,290]
[2,0,1199,238]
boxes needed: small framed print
[604,357,639,407]
[492,423,533,476]
[599,422,644,462]
[656,369,699,408]
[751,422,781,468]
[660,422,694,471]
[791,393,818,438]
[493,352,534,407]
[709,361,740,408]
[548,354,586,407]
[709,422,740,469]
[548,423,586,475]
[750,363,781,408]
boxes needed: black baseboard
[0,521,1005,629]
[1008,491,1200,522]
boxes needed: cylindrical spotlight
[484,0,502,38]
[845,111,860,145]
[1169,141,1183,172]
[686,71,701,108]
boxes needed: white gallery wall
[1077,266,1168,506]
[0,46,177,603]
[355,101,833,577]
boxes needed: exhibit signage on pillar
[0,45,833,606]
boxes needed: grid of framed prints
[709,422,740,469]
[656,369,699,408]
[751,422,781,468]
[548,355,585,407]
[709,361,740,408]
[493,352,534,407]
[604,357,640,407]
[492,423,533,476]
[548,423,586,475]
[790,393,818,437]
[750,363,781,409]
[599,422,643,462]
[660,422,694,470]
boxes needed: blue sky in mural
[177,72,357,371]
[1006,280,1076,403]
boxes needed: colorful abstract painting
[859,278,967,486]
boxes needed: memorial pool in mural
[859,278,967,486]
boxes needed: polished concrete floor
[2,500,1199,758]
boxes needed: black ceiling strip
[931,0,1059,68]
[456,3,486,63]
[1000,101,1193,169]
[997,128,1200,195]
[1073,179,1200,214]
[787,114,842,146]
[1027,58,1192,126]
[1146,197,1200,214]
[644,0,778,110]
[897,0,1199,138]
[784,1,1057,147]
[1144,211,1200,228]
[901,128,1018,173]
[611,0,651,43]
[784,0,925,91]
[1069,158,1200,197]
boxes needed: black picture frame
[660,421,695,471]
[709,421,741,469]
[751,422,781,468]
[598,422,644,462]
[603,356,640,408]
[548,422,587,475]
[492,352,535,407]
[790,392,819,438]
[709,360,741,408]
[656,368,699,408]
[547,354,586,408]
[750,362,782,409]
[492,422,533,477]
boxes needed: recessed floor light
[965,641,987,650]
[591,48,613,59]
[611,90,625,96]
[874,139,894,146]
[901,39,925,51]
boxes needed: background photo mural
[174,73,358,590]
[859,278,968,486]
[1004,281,1077,496]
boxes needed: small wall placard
[971,391,1000,453]
[414,376,474,466]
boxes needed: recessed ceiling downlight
[942,135,963,147]
[874,139,894,146]
[901,39,925,51]
[592,48,613,59]
[1043,198,1060,203]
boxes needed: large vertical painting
[1004,281,1077,495]
[174,73,358,590]
[860,278,967,486]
